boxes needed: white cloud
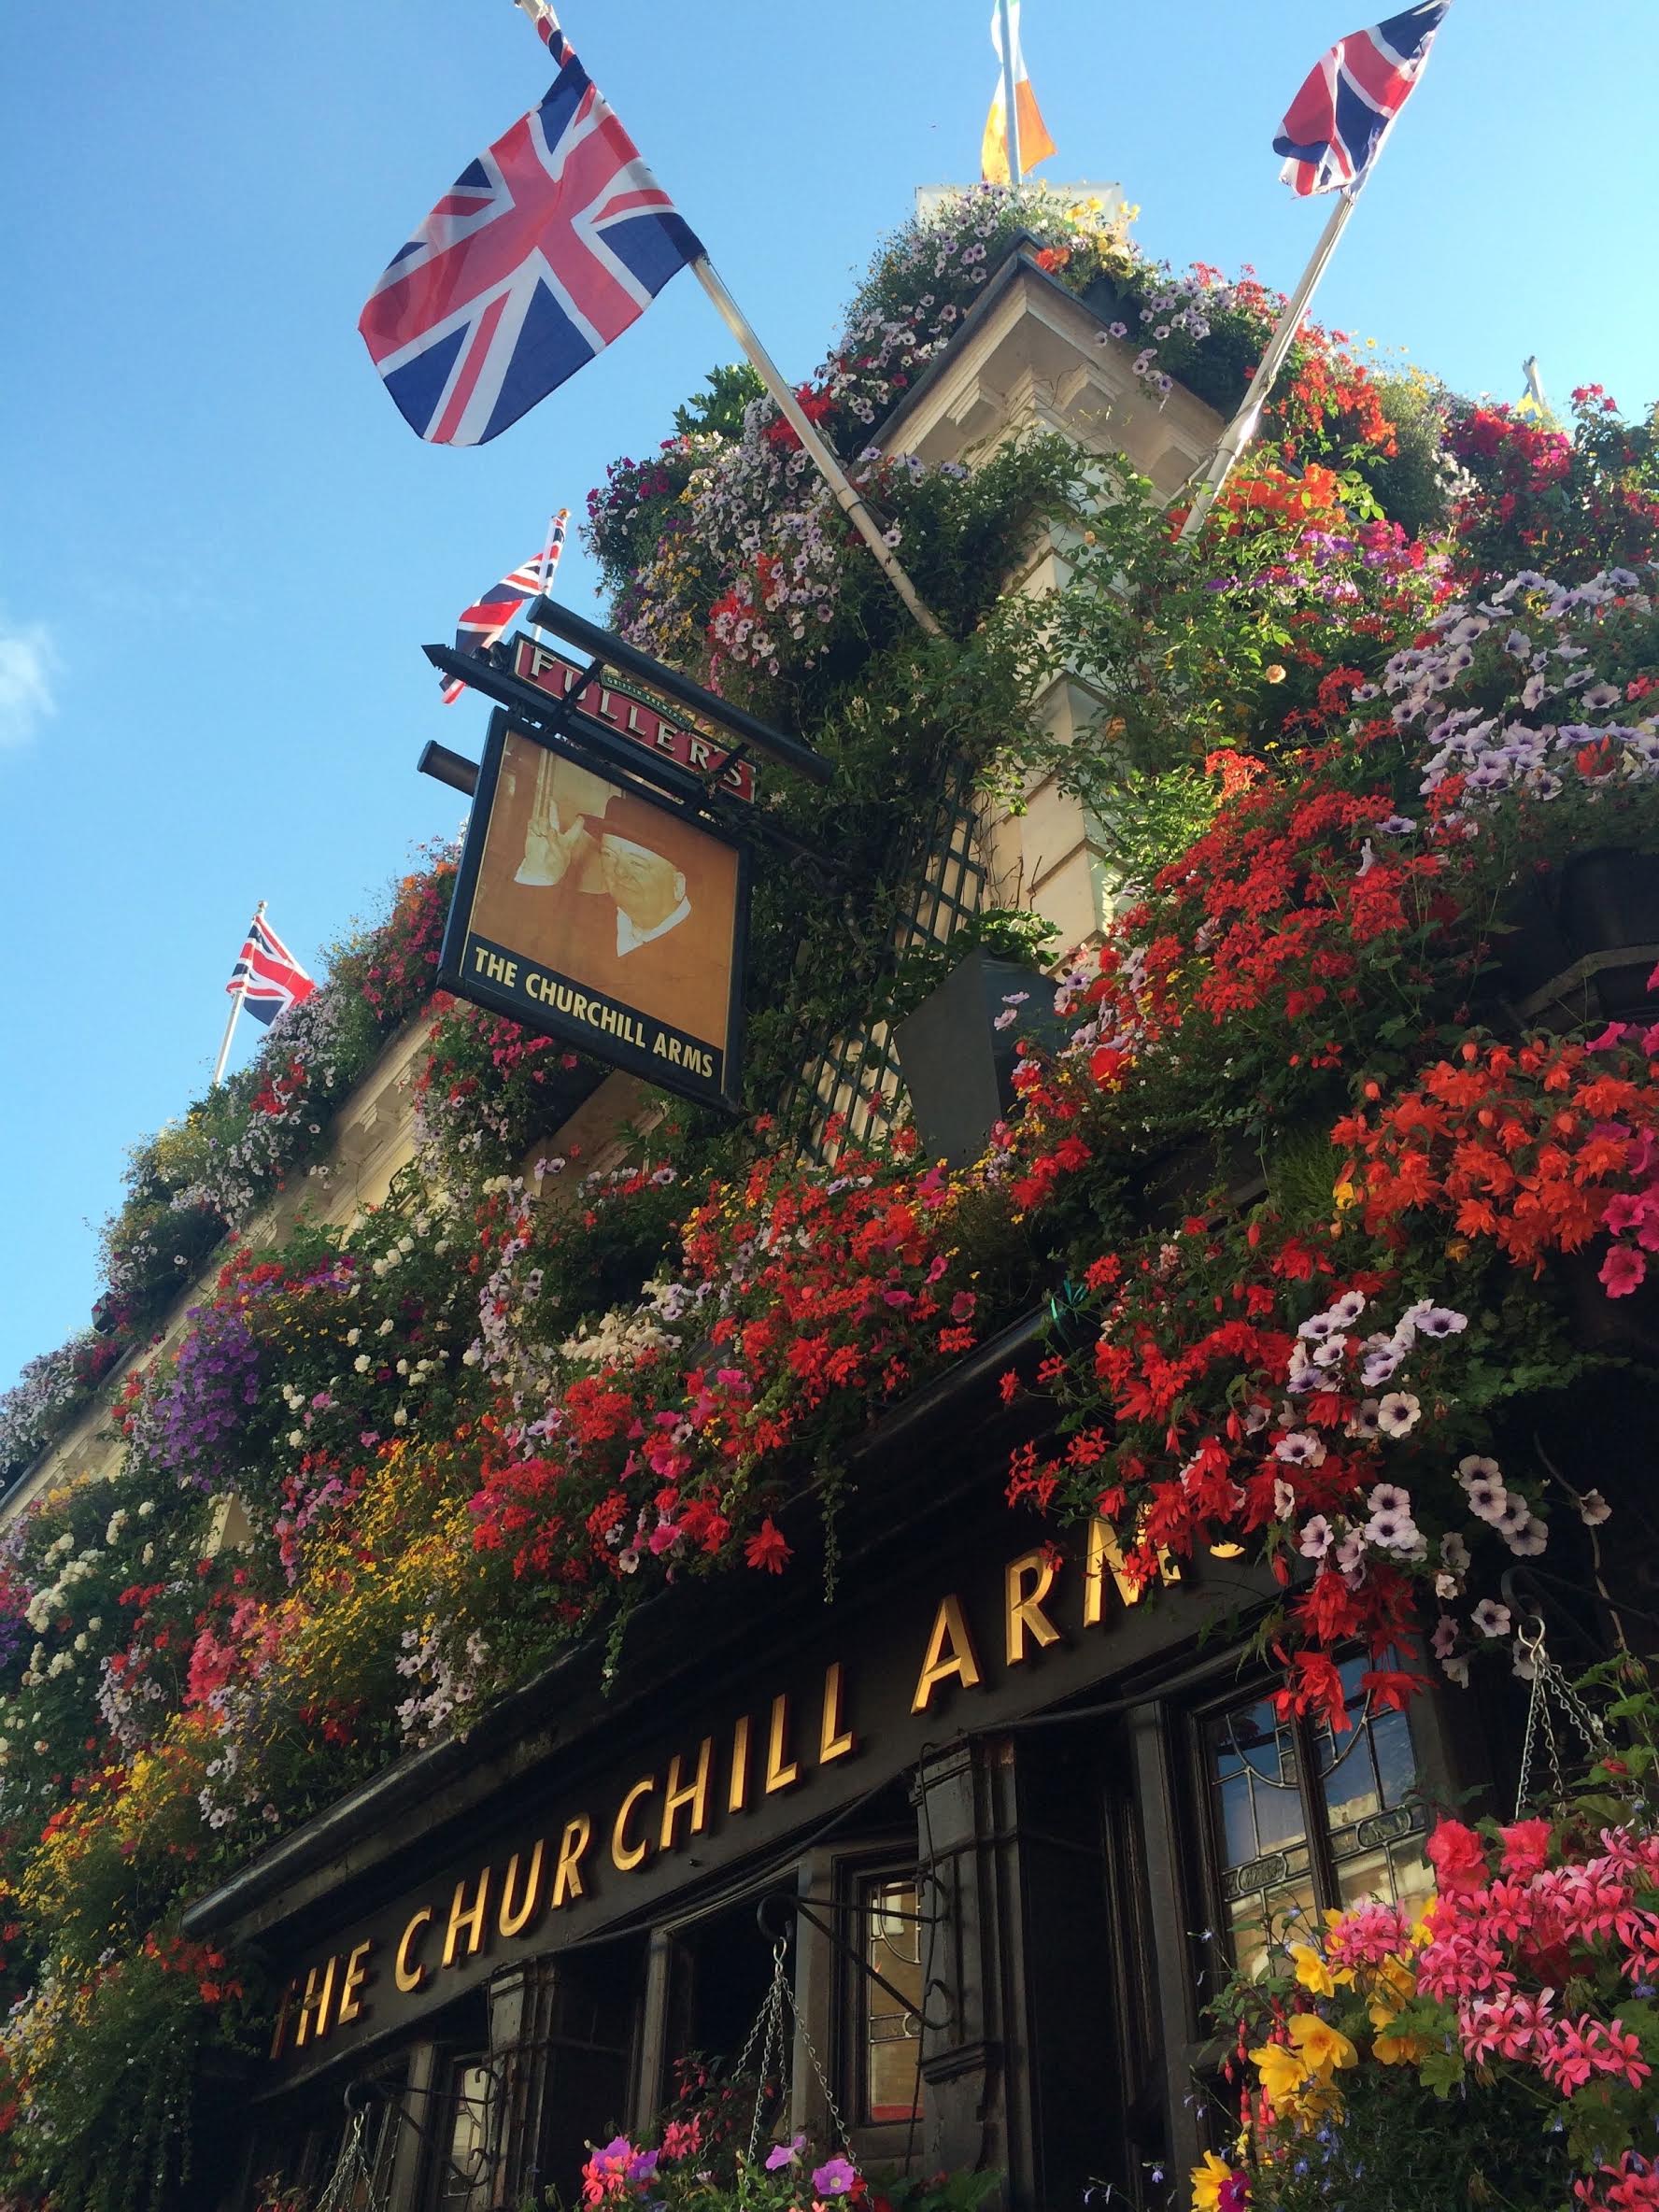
[0,617,58,749]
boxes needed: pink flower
[1598,1245,1646,1297]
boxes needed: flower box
[893,949,1065,1170]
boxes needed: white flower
[1505,1515,1548,1558]
[287,1429,305,1448]
[1274,1430,1326,1468]
[1376,1392,1421,1438]
[1297,1515,1334,1561]
[1578,1489,1612,1526]
[354,1355,372,1374]
[1457,1454,1502,1485]
[379,1318,395,1338]
[1441,1533,1471,1574]
[1442,1654,1471,1687]
[1365,1507,1420,1553]
[392,1407,408,1427]
[1472,1598,1511,1638]
[346,1328,362,1347]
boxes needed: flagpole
[212,900,264,1089]
[529,507,568,646]
[1176,187,1358,543]
[689,256,943,638]
[997,0,1023,186]
[509,0,939,636]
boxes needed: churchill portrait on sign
[463,726,742,1075]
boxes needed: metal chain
[315,2109,389,2212]
[740,1933,854,2164]
[1513,1615,1611,1820]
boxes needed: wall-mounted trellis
[787,759,988,1164]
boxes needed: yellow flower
[1249,2039,1311,2106]
[1373,2029,1428,2065]
[1287,2013,1358,2078]
[1366,1955,1415,2030]
[1190,2151,1235,2212]
[1289,1942,1335,1997]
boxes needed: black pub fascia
[182,1313,1494,2212]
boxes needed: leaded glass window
[1202,1655,1433,1973]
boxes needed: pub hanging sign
[441,712,750,1110]
[431,599,830,1113]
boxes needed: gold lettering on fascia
[819,1662,855,1764]
[395,1906,433,1992]
[443,1867,491,1967]
[1005,1548,1063,1666]
[498,1841,546,1940]
[912,1593,983,1714]
[271,1518,1213,2063]
[293,1952,337,2049]
[1082,1515,1182,1625]
[552,1813,592,1906]
[660,1737,713,1851]
[611,1776,658,1871]
[765,1693,800,1795]
[337,1938,373,2027]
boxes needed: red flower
[744,1518,791,1574]
[1425,1817,1488,1896]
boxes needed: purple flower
[1411,1306,1468,1340]
[765,2136,805,2173]
[812,2158,858,2199]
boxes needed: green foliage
[673,362,766,441]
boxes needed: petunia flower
[1472,1598,1511,1638]
[1376,1392,1421,1439]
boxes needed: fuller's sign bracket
[426,613,842,1114]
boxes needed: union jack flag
[1274,3,1448,197]
[358,17,701,446]
[227,915,315,1028]
[441,511,569,703]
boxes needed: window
[857,1874,924,2127]
[426,2052,494,2212]
[1200,1654,1433,1974]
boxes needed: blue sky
[3,0,1656,1394]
